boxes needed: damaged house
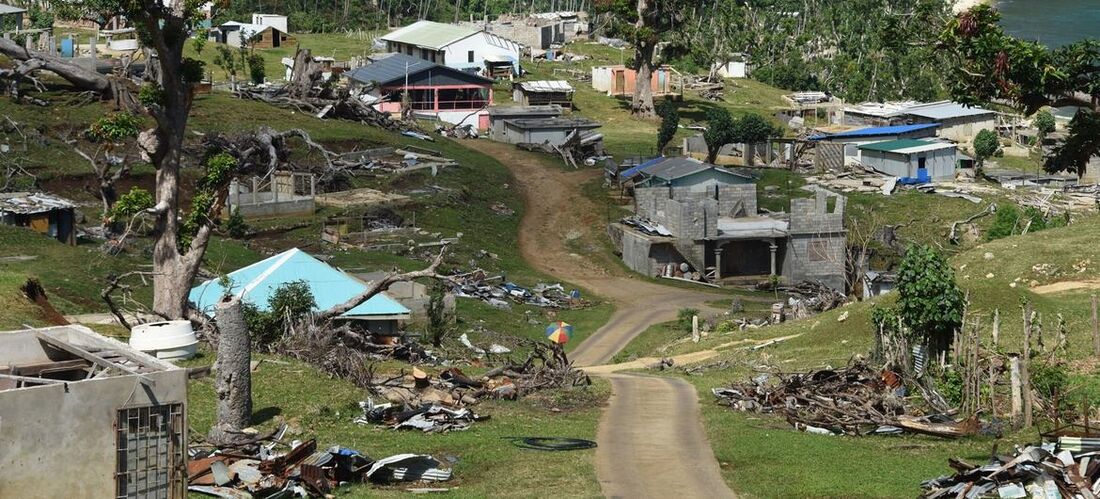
[380,20,523,77]
[0,325,189,497]
[189,248,411,335]
[0,191,77,244]
[609,157,847,291]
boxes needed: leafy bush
[896,245,963,353]
[677,308,699,331]
[243,280,316,348]
[656,100,680,154]
[109,187,154,221]
[246,54,265,84]
[224,208,248,238]
[86,113,141,143]
[986,205,1064,241]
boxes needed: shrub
[244,280,316,348]
[677,308,699,331]
[896,245,963,353]
[225,208,248,238]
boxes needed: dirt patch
[1030,280,1100,295]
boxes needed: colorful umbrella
[545,321,574,344]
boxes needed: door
[272,30,279,47]
[917,156,928,180]
[615,71,625,94]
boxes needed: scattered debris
[920,442,1100,499]
[188,436,453,497]
[712,360,978,438]
[451,271,583,309]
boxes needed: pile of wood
[758,280,847,318]
[712,360,978,438]
[921,443,1100,498]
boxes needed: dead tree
[315,247,454,322]
[208,295,253,445]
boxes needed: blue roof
[810,123,940,141]
[619,156,668,179]
[189,248,411,319]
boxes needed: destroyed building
[227,171,316,218]
[0,325,189,497]
[609,157,847,291]
[0,191,77,244]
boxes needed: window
[467,50,475,63]
[115,404,186,499]
[808,240,830,262]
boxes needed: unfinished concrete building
[0,325,189,497]
[609,158,847,291]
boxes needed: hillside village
[0,1,1099,498]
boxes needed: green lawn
[184,351,609,498]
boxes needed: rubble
[755,280,847,318]
[451,271,583,309]
[712,360,978,438]
[920,442,1100,499]
[187,436,454,498]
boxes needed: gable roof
[810,123,940,140]
[858,139,957,154]
[625,157,755,183]
[381,20,480,50]
[0,3,26,15]
[345,53,493,87]
[219,21,282,34]
[189,248,410,319]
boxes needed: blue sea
[996,0,1100,47]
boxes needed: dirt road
[475,140,735,498]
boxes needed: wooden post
[691,315,699,343]
[1023,302,1034,428]
[992,308,1000,346]
[1010,355,1022,419]
[1092,294,1099,357]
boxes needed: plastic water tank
[129,320,198,361]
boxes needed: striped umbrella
[545,321,574,344]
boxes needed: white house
[251,13,288,32]
[380,20,523,76]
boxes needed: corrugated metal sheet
[345,53,493,87]
[380,20,479,50]
[811,123,940,140]
[859,139,956,154]
[0,192,75,214]
[517,80,574,93]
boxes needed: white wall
[252,14,288,33]
[442,32,521,74]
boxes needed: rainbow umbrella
[545,321,574,344]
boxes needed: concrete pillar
[89,35,96,58]
[251,178,258,204]
[713,246,723,280]
[229,178,239,209]
[272,174,279,202]
[769,240,778,275]
[691,315,699,343]
[309,174,316,196]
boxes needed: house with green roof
[189,248,411,335]
[857,139,958,181]
[380,20,523,76]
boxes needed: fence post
[1023,302,1034,428]
[1092,294,1099,357]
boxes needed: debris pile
[920,442,1100,499]
[775,281,848,318]
[452,271,582,309]
[620,216,672,237]
[188,437,453,498]
[357,343,590,431]
[712,360,978,438]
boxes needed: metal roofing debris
[844,100,993,120]
[380,20,479,50]
[716,216,789,239]
[857,139,956,154]
[515,80,574,93]
[811,123,941,140]
[904,101,995,120]
[0,192,76,214]
[345,53,493,87]
[189,248,411,319]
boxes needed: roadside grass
[609,214,1100,496]
[184,352,609,498]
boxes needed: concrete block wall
[635,183,757,239]
[785,190,847,290]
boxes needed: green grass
[186,31,382,84]
[185,352,609,498]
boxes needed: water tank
[129,320,198,361]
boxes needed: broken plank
[0,373,68,385]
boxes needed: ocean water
[996,0,1100,47]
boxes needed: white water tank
[129,320,198,361]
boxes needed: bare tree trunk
[631,0,656,118]
[0,37,113,95]
[208,295,253,445]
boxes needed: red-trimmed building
[345,53,494,129]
